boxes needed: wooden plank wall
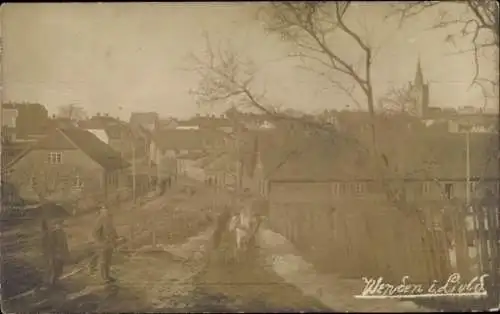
[268,196,454,285]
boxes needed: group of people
[209,194,265,265]
[40,204,119,288]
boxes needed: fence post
[486,204,499,306]
[152,230,157,248]
[476,205,490,275]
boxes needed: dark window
[48,152,62,164]
[469,182,476,193]
[422,182,431,194]
[444,183,453,199]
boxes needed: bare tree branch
[387,0,499,108]
[189,2,471,227]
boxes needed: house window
[48,152,62,164]
[73,174,84,189]
[353,183,364,194]
[422,182,431,195]
[332,183,340,196]
[444,183,453,199]
[107,173,118,187]
[469,182,476,193]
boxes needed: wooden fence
[467,202,500,305]
[269,199,500,306]
[269,202,454,284]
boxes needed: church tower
[408,57,430,118]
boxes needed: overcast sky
[1,2,497,120]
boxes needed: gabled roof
[86,129,110,144]
[79,117,130,140]
[59,128,130,170]
[264,129,499,182]
[5,128,130,171]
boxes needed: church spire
[414,56,424,87]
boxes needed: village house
[212,122,496,284]
[79,115,158,197]
[199,126,282,192]
[151,128,226,183]
[3,127,130,211]
[79,115,136,156]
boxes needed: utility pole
[466,130,471,205]
[120,118,136,204]
[132,143,136,203]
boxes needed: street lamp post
[466,130,471,205]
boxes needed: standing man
[88,204,118,283]
[48,219,70,286]
[40,218,54,286]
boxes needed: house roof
[1,141,34,166]
[86,129,109,144]
[265,129,499,182]
[79,117,131,140]
[5,128,130,171]
[196,116,499,183]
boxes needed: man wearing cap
[88,204,118,283]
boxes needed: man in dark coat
[88,205,118,283]
[40,218,53,285]
[48,220,70,286]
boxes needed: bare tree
[190,3,441,212]
[7,157,100,212]
[57,104,87,121]
[387,1,499,106]
[388,1,499,302]
[377,85,416,115]
[259,2,379,147]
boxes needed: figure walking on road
[88,205,118,283]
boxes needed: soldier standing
[40,218,53,286]
[48,220,70,286]
[88,205,118,283]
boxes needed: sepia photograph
[0,1,498,312]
